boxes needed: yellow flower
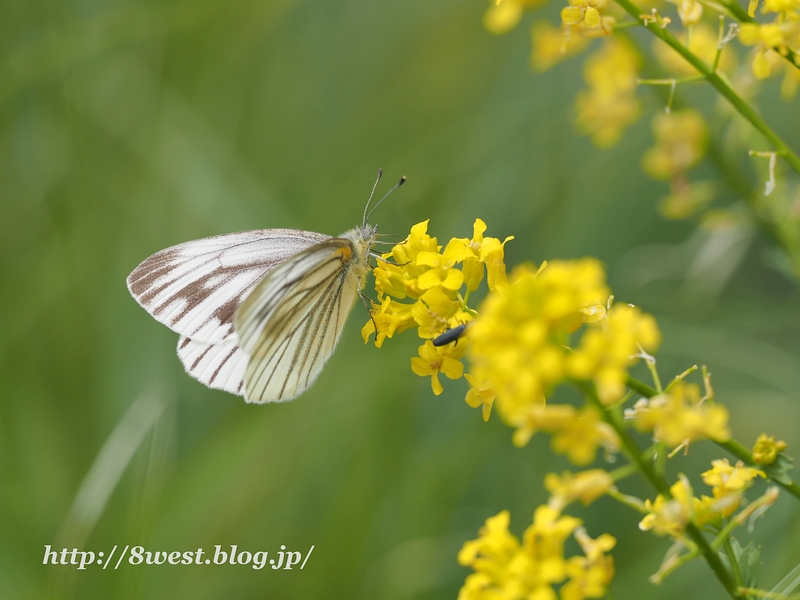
[561,528,616,600]
[524,505,582,559]
[687,459,767,523]
[642,110,707,180]
[362,296,416,347]
[639,476,694,538]
[561,0,608,28]
[782,61,800,100]
[701,459,766,496]
[550,406,620,465]
[411,340,465,395]
[411,286,464,339]
[752,433,788,464]
[458,510,520,567]
[739,23,794,79]
[762,0,800,13]
[691,493,728,527]
[658,180,716,220]
[574,39,641,147]
[465,374,497,421]
[529,21,590,72]
[449,219,514,292]
[667,0,703,25]
[365,219,512,395]
[544,469,614,510]
[373,220,439,301]
[567,304,662,404]
[501,403,620,462]
[416,242,471,292]
[628,381,731,447]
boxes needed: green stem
[614,19,644,28]
[724,537,745,587]
[579,382,743,599]
[607,487,650,513]
[609,461,641,481]
[712,517,743,551]
[614,0,800,176]
[619,30,800,275]
[625,375,658,398]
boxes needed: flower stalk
[580,381,744,599]
[614,0,800,175]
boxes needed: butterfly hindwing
[127,229,330,345]
[235,238,362,403]
[176,336,249,397]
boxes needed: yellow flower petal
[584,6,600,26]
[431,371,444,395]
[441,268,465,290]
[752,51,772,79]
[561,6,582,23]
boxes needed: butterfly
[127,171,404,403]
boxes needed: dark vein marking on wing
[241,247,353,400]
[249,269,345,399]
[238,251,348,349]
[128,230,328,341]
[209,344,239,385]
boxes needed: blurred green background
[2,0,800,598]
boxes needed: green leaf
[733,539,762,590]
[771,561,800,596]
[720,539,762,590]
[765,454,795,486]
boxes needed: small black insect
[432,324,467,347]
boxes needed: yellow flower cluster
[627,380,731,447]
[511,404,621,462]
[363,219,512,396]
[641,110,711,219]
[468,259,660,441]
[486,0,611,74]
[574,39,642,148]
[739,0,800,80]
[530,21,590,72]
[570,304,661,403]
[752,433,788,464]
[458,508,615,600]
[693,459,766,524]
[640,461,767,536]
[369,223,663,454]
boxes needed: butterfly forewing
[235,238,362,403]
[127,229,330,344]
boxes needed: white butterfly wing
[235,238,363,403]
[176,336,249,396]
[127,229,330,345]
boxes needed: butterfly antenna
[362,169,383,227]
[365,175,406,225]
